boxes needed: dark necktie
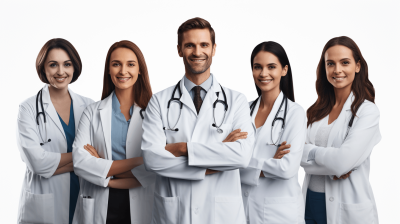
[193,86,203,114]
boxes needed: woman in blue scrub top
[72,40,156,224]
[16,38,94,224]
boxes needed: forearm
[114,171,135,179]
[53,162,73,176]
[58,153,73,168]
[107,157,143,177]
[108,178,141,189]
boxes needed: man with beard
[141,17,254,224]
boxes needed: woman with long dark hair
[240,41,306,224]
[72,40,156,224]
[301,36,381,224]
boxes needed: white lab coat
[72,91,156,224]
[301,92,381,224]
[141,75,255,224]
[16,84,94,224]
[240,92,306,224]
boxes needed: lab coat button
[194,207,199,214]
[329,197,334,202]
[244,191,249,197]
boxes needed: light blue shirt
[184,73,213,101]
[111,92,133,161]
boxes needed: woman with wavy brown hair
[301,36,381,224]
[72,40,156,224]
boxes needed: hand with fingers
[273,141,291,159]
[223,129,248,142]
[333,171,352,180]
[84,144,100,158]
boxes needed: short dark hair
[36,38,82,84]
[177,17,215,47]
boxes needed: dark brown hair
[36,38,82,84]
[250,41,295,102]
[178,17,215,47]
[306,36,375,127]
[101,40,152,109]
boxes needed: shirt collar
[184,73,213,92]
[112,92,134,117]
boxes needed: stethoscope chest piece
[217,128,223,134]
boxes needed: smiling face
[324,45,360,89]
[178,28,216,76]
[44,48,74,90]
[252,51,288,94]
[109,47,140,91]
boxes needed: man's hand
[273,141,291,159]
[334,171,352,180]
[165,142,188,157]
[205,169,220,175]
[223,129,248,142]
[84,144,100,158]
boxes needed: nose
[193,46,201,57]
[259,68,268,77]
[120,65,128,75]
[334,64,342,75]
[57,65,65,75]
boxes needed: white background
[1,0,399,222]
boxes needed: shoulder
[358,100,379,117]
[221,86,248,103]
[19,94,38,112]
[286,99,306,122]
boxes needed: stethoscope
[36,89,51,146]
[163,81,228,133]
[250,94,288,146]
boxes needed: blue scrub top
[57,101,79,224]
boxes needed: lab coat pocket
[214,196,245,224]
[210,123,233,142]
[19,190,55,224]
[80,196,95,224]
[340,202,373,224]
[263,197,297,224]
[153,193,180,224]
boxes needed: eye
[342,61,350,65]
[64,63,72,67]
[327,62,334,66]
[186,44,194,48]
[253,65,261,70]
[129,63,135,67]
[201,43,208,47]
[268,65,276,69]
[112,63,120,67]
[49,63,57,68]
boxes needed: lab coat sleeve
[72,106,113,187]
[242,106,306,185]
[142,95,206,180]
[302,103,381,177]
[16,104,61,178]
[131,164,156,188]
[187,93,255,171]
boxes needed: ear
[177,45,183,57]
[355,60,361,73]
[212,43,217,57]
[281,65,288,77]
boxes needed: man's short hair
[177,17,215,47]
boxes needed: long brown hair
[101,40,152,109]
[306,36,375,127]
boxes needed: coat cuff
[240,166,260,186]
[100,160,113,187]
[44,152,62,178]
[187,142,196,166]
[131,164,157,188]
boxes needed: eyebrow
[326,58,351,62]
[253,63,277,66]
[111,60,137,63]
[47,60,71,64]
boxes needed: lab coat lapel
[99,92,113,160]
[41,85,66,139]
[326,92,354,147]
[126,104,143,159]
[199,75,220,119]
[250,97,261,130]
[255,92,284,146]
[179,77,198,116]
[69,88,86,132]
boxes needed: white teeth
[118,77,130,81]
[55,78,66,81]
[260,80,272,83]
[333,77,345,81]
